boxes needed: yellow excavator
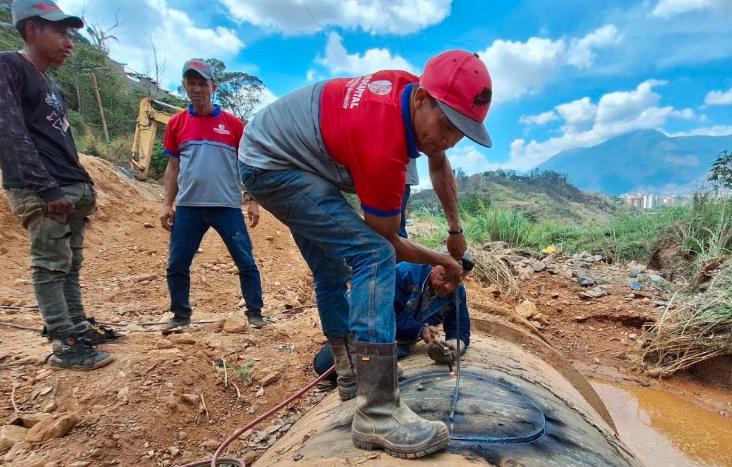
[129,97,184,180]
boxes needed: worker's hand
[247,201,260,228]
[160,206,175,232]
[421,325,441,343]
[46,195,75,223]
[445,339,466,356]
[446,231,467,261]
[427,340,455,365]
[438,254,463,284]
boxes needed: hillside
[537,129,732,195]
[410,170,621,225]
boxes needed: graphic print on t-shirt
[44,92,70,134]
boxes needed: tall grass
[412,195,732,276]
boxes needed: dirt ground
[0,156,730,466]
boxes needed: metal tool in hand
[449,287,461,426]
[433,339,454,373]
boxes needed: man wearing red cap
[239,50,493,457]
[160,59,265,331]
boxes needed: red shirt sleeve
[163,113,181,157]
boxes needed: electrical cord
[174,365,335,467]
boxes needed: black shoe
[164,316,191,330]
[246,311,266,329]
[76,318,127,344]
[49,336,114,371]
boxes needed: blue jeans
[167,206,263,319]
[314,341,409,379]
[240,164,396,343]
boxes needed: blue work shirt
[394,262,470,357]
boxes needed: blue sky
[58,0,732,188]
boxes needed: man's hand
[427,340,455,364]
[427,339,466,364]
[421,325,441,343]
[160,206,175,232]
[247,201,260,228]
[46,195,75,223]
[446,232,467,261]
[438,253,463,284]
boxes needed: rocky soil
[0,156,730,466]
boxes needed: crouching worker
[313,251,473,377]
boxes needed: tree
[85,16,120,53]
[708,150,732,191]
[183,58,265,122]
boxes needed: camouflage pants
[6,182,96,338]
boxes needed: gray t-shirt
[406,158,419,186]
[239,82,355,193]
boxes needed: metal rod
[151,98,183,112]
[449,287,461,424]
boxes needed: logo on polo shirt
[368,80,392,96]
[213,124,231,135]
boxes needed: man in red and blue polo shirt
[160,59,265,331]
[239,50,493,457]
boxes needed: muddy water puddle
[592,381,732,467]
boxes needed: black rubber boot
[351,341,449,458]
[328,334,357,401]
[49,334,114,371]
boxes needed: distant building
[642,194,658,209]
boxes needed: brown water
[592,381,732,467]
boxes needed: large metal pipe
[255,316,644,467]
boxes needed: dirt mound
[1,155,730,466]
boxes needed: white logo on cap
[213,124,230,135]
[368,80,392,96]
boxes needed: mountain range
[535,129,732,195]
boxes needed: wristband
[447,227,463,235]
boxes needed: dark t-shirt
[0,51,91,202]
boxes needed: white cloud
[507,80,707,171]
[447,146,502,175]
[555,97,597,133]
[595,79,666,123]
[671,108,697,119]
[219,0,452,35]
[306,69,322,82]
[478,25,621,102]
[316,32,417,75]
[57,0,245,89]
[519,111,559,126]
[565,25,622,69]
[667,125,732,137]
[705,87,732,105]
[651,0,730,18]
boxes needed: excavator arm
[130,97,183,180]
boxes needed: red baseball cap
[420,50,493,148]
[182,59,214,81]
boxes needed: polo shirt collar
[401,83,420,160]
[188,104,221,117]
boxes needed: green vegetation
[413,187,732,278]
[410,169,623,226]
[638,259,732,377]
[0,2,263,179]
